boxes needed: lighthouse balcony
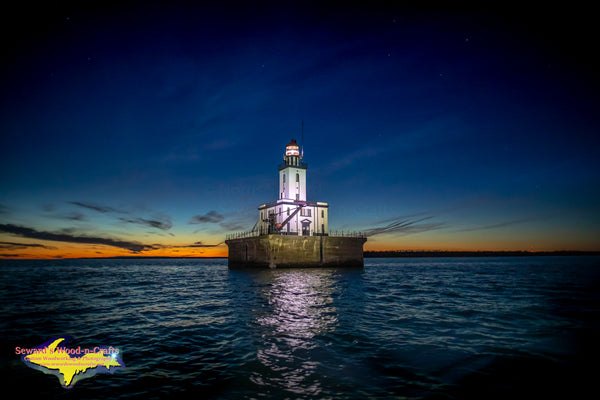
[278,162,307,171]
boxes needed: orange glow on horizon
[0,243,228,260]
[2,229,598,259]
[2,239,598,260]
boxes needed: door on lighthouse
[301,220,311,236]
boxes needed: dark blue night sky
[1,1,599,257]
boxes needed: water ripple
[1,256,599,399]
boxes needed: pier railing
[226,230,366,240]
[226,230,261,240]
[328,230,367,238]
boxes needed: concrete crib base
[225,235,367,268]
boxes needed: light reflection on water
[249,269,340,398]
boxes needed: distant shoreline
[364,250,600,258]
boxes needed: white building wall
[279,167,306,201]
[317,205,328,235]
[258,202,328,236]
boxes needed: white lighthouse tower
[258,139,329,236]
[279,139,306,201]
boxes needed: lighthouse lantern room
[258,139,328,236]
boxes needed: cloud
[0,224,159,253]
[64,212,87,221]
[47,212,87,222]
[41,203,88,222]
[0,224,226,254]
[0,241,57,250]
[189,211,224,224]
[118,217,172,231]
[219,221,249,231]
[455,218,534,233]
[70,201,172,231]
[69,201,121,214]
[184,241,225,248]
[42,204,56,212]
[363,216,444,237]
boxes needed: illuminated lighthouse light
[285,139,300,156]
[286,147,300,156]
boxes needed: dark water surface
[1,257,599,399]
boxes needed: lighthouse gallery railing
[226,230,366,240]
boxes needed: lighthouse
[258,139,328,236]
[280,139,306,201]
[225,136,365,269]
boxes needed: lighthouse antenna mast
[301,120,304,159]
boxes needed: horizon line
[1,250,599,261]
